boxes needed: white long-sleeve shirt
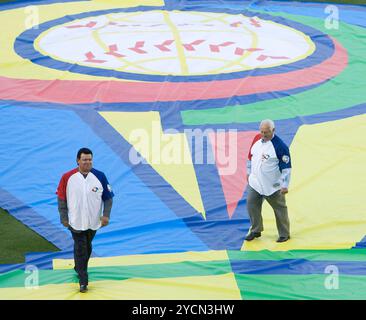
[247,134,291,196]
[57,168,114,231]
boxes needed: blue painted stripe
[354,235,366,249]
[0,101,364,158]
[0,187,72,251]
[253,0,366,11]
[249,1,366,28]
[188,130,251,248]
[231,259,366,275]
[0,263,24,274]
[0,104,209,257]
[24,250,74,270]
[177,0,366,11]
[0,250,77,273]
[0,79,330,134]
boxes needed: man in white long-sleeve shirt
[57,148,114,293]
[245,119,291,243]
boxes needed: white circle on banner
[35,10,315,76]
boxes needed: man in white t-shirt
[245,119,291,243]
[57,148,114,293]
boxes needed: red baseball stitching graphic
[250,18,261,27]
[66,21,97,28]
[84,51,106,63]
[129,41,147,54]
[183,40,205,51]
[155,40,175,52]
[210,41,235,53]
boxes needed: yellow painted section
[0,0,163,80]
[242,115,366,251]
[162,11,189,74]
[0,274,241,300]
[53,250,228,269]
[99,111,205,217]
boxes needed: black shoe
[79,285,88,293]
[276,236,290,243]
[245,232,261,241]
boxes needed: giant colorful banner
[0,0,365,299]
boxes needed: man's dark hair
[77,148,93,160]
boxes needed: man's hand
[280,188,288,194]
[62,221,69,228]
[101,216,109,227]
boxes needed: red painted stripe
[209,131,258,218]
[0,37,347,104]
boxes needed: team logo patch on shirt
[282,155,290,164]
[92,187,99,192]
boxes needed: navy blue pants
[70,229,97,286]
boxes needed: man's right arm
[58,197,69,227]
[247,134,261,181]
[246,160,251,181]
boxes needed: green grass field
[0,208,60,264]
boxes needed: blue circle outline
[14,5,335,82]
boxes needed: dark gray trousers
[247,185,290,238]
[70,229,97,286]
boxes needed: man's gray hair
[260,119,275,130]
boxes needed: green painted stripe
[228,249,366,262]
[0,260,232,288]
[181,14,366,125]
[235,274,366,300]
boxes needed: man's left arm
[277,143,292,194]
[101,197,113,227]
[280,169,291,194]
[100,172,114,227]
